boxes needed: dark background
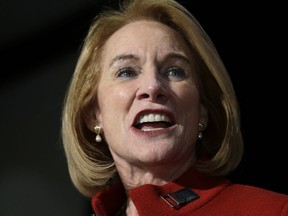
[0,0,286,215]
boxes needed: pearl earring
[94,125,102,142]
[198,123,204,140]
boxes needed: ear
[199,104,208,130]
[85,104,103,133]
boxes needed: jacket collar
[91,167,230,215]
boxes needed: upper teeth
[136,113,171,124]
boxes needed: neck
[115,158,195,216]
[125,198,139,216]
[114,154,196,191]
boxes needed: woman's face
[94,20,207,167]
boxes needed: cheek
[175,84,201,126]
[97,86,133,122]
[177,84,200,109]
[100,87,132,107]
[97,86,134,147]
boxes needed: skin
[92,20,207,215]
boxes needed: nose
[136,70,168,103]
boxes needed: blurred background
[0,0,286,215]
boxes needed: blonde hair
[61,0,243,197]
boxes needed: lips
[133,112,175,131]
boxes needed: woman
[61,0,288,215]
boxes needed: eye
[116,67,138,79]
[164,66,186,81]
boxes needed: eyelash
[116,67,138,79]
[164,66,186,80]
[115,66,187,80]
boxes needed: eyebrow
[163,52,191,66]
[109,54,139,67]
[109,52,191,67]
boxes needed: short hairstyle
[61,0,243,197]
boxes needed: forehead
[101,20,192,59]
[108,20,178,41]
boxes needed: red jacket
[92,168,288,215]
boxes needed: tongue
[137,122,168,130]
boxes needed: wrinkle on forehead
[101,20,193,66]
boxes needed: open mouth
[133,113,175,131]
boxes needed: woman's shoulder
[219,182,288,215]
[227,183,288,200]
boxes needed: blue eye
[165,67,186,80]
[116,67,137,79]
